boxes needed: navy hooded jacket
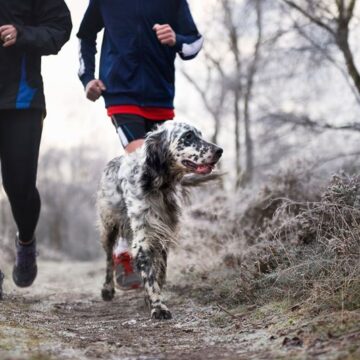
[77,0,203,109]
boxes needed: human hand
[153,24,176,47]
[0,25,18,47]
[85,79,106,102]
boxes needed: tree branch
[346,0,357,20]
[292,21,360,104]
[283,0,360,99]
[282,0,336,35]
[265,112,360,132]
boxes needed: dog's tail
[181,172,225,187]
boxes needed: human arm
[8,0,72,55]
[174,0,203,60]
[153,1,203,60]
[77,0,104,91]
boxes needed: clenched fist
[85,79,106,102]
[153,24,176,47]
[0,25,18,48]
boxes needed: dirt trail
[0,261,359,360]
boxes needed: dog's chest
[150,188,181,228]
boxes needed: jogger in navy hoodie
[77,0,203,288]
[77,0,202,152]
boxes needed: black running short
[111,114,166,148]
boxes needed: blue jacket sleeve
[77,0,104,88]
[174,0,203,60]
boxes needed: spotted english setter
[97,121,223,320]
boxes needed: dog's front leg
[131,225,171,320]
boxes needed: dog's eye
[184,131,194,141]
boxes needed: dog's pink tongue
[195,164,212,175]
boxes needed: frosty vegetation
[172,164,360,314]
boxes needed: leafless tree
[281,0,360,99]
[242,0,263,184]
[183,0,265,186]
[221,0,243,186]
[181,0,360,185]
[181,53,227,145]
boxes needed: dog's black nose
[215,147,223,159]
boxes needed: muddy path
[0,261,359,360]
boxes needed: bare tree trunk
[222,0,243,187]
[204,53,227,148]
[336,28,360,95]
[211,115,221,144]
[243,102,253,183]
[242,0,263,185]
[181,63,226,182]
[234,87,242,187]
[181,67,226,146]
[335,0,360,95]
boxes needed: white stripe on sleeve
[181,36,204,57]
[78,39,85,77]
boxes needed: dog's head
[144,121,223,177]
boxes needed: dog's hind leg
[100,220,119,301]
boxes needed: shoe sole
[12,265,37,288]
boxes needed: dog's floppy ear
[142,129,170,190]
[145,129,169,172]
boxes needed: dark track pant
[0,109,43,243]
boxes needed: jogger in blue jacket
[78,0,203,110]
[77,0,202,288]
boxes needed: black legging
[0,109,43,243]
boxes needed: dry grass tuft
[174,167,360,313]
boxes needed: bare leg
[125,139,144,154]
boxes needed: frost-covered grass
[172,165,360,314]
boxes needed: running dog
[97,121,223,320]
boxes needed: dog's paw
[151,307,172,320]
[101,287,115,301]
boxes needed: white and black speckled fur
[97,121,223,320]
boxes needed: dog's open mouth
[182,160,216,175]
